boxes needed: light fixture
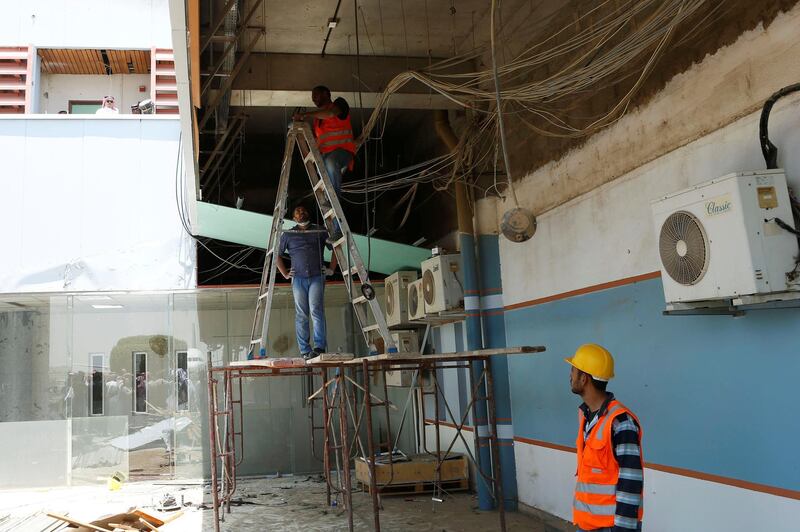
[92,304,124,309]
[412,237,427,246]
[77,295,113,302]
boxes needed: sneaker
[326,230,343,245]
[301,352,313,361]
[313,347,325,356]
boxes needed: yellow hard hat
[564,343,615,381]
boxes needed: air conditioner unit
[385,271,418,327]
[651,170,799,305]
[386,331,422,386]
[408,278,426,320]
[421,254,464,313]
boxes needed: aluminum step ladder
[247,121,397,358]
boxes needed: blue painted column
[461,230,495,511]
[477,201,519,511]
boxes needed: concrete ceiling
[215,0,538,58]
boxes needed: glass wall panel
[0,284,369,488]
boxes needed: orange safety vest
[313,103,356,156]
[574,399,643,530]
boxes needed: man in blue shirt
[276,205,338,359]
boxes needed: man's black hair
[579,369,608,392]
[312,85,331,95]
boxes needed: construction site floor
[0,476,572,531]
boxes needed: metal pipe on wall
[433,110,495,511]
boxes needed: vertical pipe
[485,360,506,532]
[362,359,381,531]
[205,354,221,532]
[338,366,354,532]
[433,368,442,488]
[433,109,494,511]
[322,368,331,507]
[478,198,518,511]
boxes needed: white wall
[39,74,151,115]
[513,443,800,532]
[0,116,196,293]
[0,0,171,49]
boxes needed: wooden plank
[93,49,105,75]
[351,345,546,365]
[356,453,468,485]
[307,352,355,363]
[79,49,91,74]
[45,513,112,532]
[67,49,81,75]
[229,357,307,368]
[359,478,469,496]
[86,49,101,75]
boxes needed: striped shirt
[580,393,643,532]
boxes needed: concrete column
[0,311,35,421]
[476,197,519,511]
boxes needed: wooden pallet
[359,477,469,496]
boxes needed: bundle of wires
[347,0,726,200]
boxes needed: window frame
[132,351,148,414]
[68,99,103,114]
[176,350,189,412]
[89,353,105,416]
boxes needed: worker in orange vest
[565,344,644,532]
[293,86,356,240]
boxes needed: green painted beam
[195,201,430,275]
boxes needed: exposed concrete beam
[234,53,473,95]
[226,89,460,110]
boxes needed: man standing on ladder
[293,85,356,241]
[565,344,644,532]
[276,204,338,360]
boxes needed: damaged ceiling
[194,0,799,286]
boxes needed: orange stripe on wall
[514,436,800,501]
[505,271,662,311]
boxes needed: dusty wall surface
[496,2,800,218]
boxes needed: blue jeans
[292,274,326,354]
[323,149,351,195]
[323,149,352,234]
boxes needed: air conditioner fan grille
[658,211,709,286]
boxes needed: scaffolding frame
[206,346,545,532]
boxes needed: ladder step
[250,338,262,345]
[353,296,368,305]
[362,324,381,333]
[323,208,336,219]
[313,180,326,191]
[258,291,271,301]
[214,410,232,415]
[303,152,315,164]
[342,266,359,277]
[332,236,347,248]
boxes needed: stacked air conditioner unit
[385,330,420,387]
[385,271,418,327]
[651,170,799,308]
[408,278,426,320]
[420,254,464,314]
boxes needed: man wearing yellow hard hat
[565,344,643,532]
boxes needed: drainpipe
[433,110,494,511]
[476,197,518,511]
